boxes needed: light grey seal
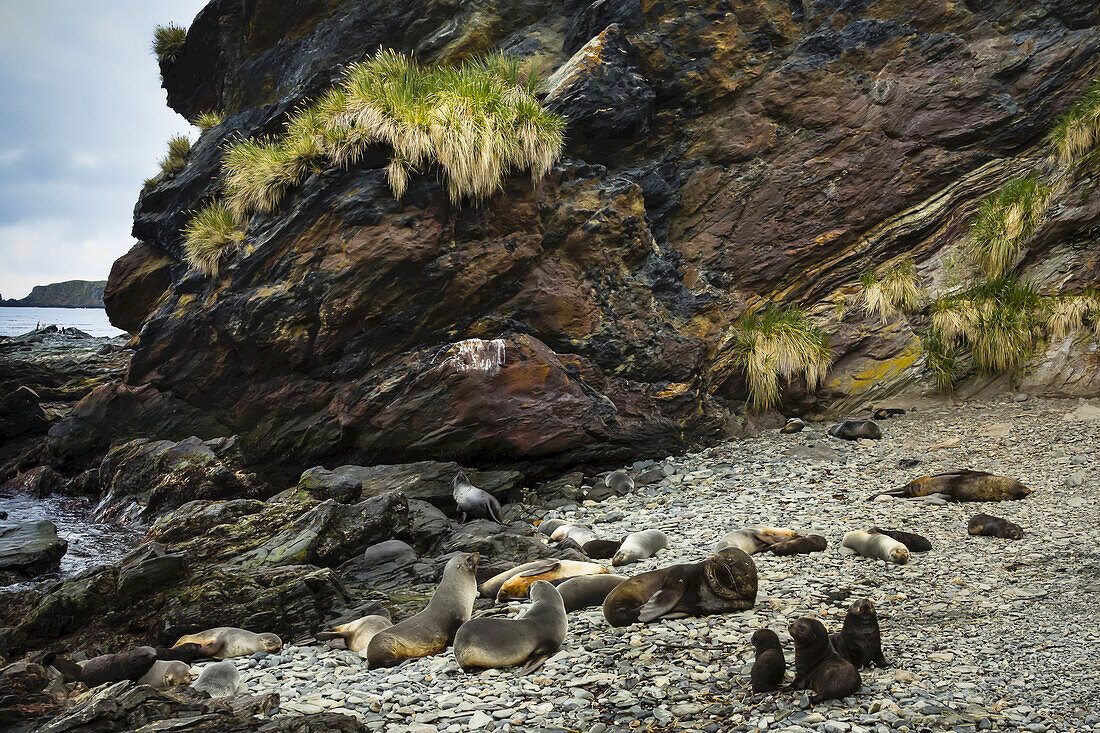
[556,574,628,612]
[172,628,282,659]
[550,523,598,546]
[453,472,503,523]
[604,470,635,494]
[453,580,568,674]
[191,659,240,698]
[841,530,909,564]
[316,615,394,656]
[611,529,669,566]
[136,660,192,689]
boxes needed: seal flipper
[486,495,503,524]
[516,561,561,578]
[637,581,687,623]
[873,650,889,668]
[199,640,224,659]
[518,648,554,676]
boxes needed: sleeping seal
[873,408,905,420]
[172,628,282,659]
[611,529,669,566]
[155,643,206,663]
[79,646,157,687]
[316,615,394,655]
[869,470,1030,502]
[788,617,861,703]
[869,527,931,552]
[555,574,628,612]
[829,598,888,670]
[453,472,503,523]
[604,470,635,494]
[780,418,806,434]
[968,513,1023,539]
[454,580,568,674]
[191,659,240,698]
[366,553,479,669]
[603,548,757,627]
[537,518,568,537]
[716,527,799,555]
[136,660,193,689]
[496,560,609,601]
[842,530,909,565]
[829,421,882,440]
[768,534,827,556]
[750,629,785,693]
[580,539,622,559]
[550,523,599,546]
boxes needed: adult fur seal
[869,528,931,552]
[870,470,1030,502]
[191,660,240,698]
[612,529,669,566]
[968,513,1023,539]
[454,580,568,674]
[479,559,566,599]
[555,574,628,612]
[537,518,568,537]
[780,417,805,434]
[716,527,799,555]
[136,660,192,689]
[828,599,887,670]
[550,523,599,546]
[497,560,608,601]
[173,628,282,659]
[750,629,785,693]
[605,470,635,494]
[453,472,502,523]
[155,643,206,663]
[316,615,394,655]
[829,421,882,440]
[80,646,158,687]
[842,530,909,564]
[769,535,827,556]
[603,548,757,627]
[788,617,861,703]
[366,553,479,669]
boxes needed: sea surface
[0,306,126,338]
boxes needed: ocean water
[0,306,126,338]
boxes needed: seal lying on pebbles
[555,574,628,612]
[550,523,599,546]
[155,643,205,663]
[842,530,909,565]
[603,548,757,626]
[870,527,931,552]
[80,646,157,687]
[612,529,669,566]
[453,472,503,523]
[781,418,805,434]
[454,580,568,674]
[717,527,823,556]
[136,660,193,689]
[750,629,786,693]
[873,408,905,420]
[537,519,568,537]
[968,513,1024,539]
[605,470,635,494]
[366,553,479,669]
[575,539,622,559]
[829,598,888,670]
[870,470,1030,502]
[829,420,882,440]
[497,560,609,601]
[173,628,282,659]
[769,534,827,556]
[788,617,861,703]
[191,659,240,698]
[316,615,394,655]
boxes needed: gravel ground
[198,396,1100,733]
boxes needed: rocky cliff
[79,0,1100,478]
[1,281,107,309]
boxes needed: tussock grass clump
[182,202,245,276]
[221,138,303,219]
[921,329,957,393]
[967,174,1052,280]
[1048,80,1100,166]
[153,24,188,65]
[858,260,921,323]
[733,305,832,411]
[193,111,225,133]
[1048,290,1100,339]
[158,134,191,176]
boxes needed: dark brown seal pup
[603,548,757,627]
[781,418,806,434]
[788,618,861,704]
[581,539,622,559]
[555,574,628,612]
[968,513,1023,539]
[155,643,206,663]
[80,646,158,687]
[769,535,827,556]
[829,421,882,440]
[873,408,905,420]
[869,528,932,552]
[750,629,786,693]
[869,470,1030,502]
[828,599,888,670]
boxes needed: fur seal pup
[191,659,240,698]
[453,472,503,523]
[968,513,1023,539]
[750,629,786,693]
[555,574,628,612]
[829,420,882,440]
[788,617,861,704]
[366,552,479,669]
[603,548,757,627]
[780,418,805,434]
[612,529,669,566]
[869,528,931,552]
[155,643,206,663]
[497,560,609,601]
[842,530,909,565]
[769,534,827,556]
[454,580,568,674]
[580,539,622,559]
[870,470,1030,502]
[480,559,562,599]
[79,646,157,687]
[136,660,193,689]
[716,527,799,555]
[873,408,905,420]
[605,470,635,494]
[172,628,282,659]
[316,615,394,655]
[828,599,887,670]
[537,518,568,537]
[550,523,599,546]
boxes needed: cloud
[0,149,24,166]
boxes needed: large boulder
[0,386,50,439]
[2,465,66,499]
[298,460,523,507]
[102,243,175,334]
[0,521,67,584]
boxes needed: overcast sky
[0,1,207,299]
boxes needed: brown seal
[602,548,757,627]
[870,470,1030,502]
[155,643,206,663]
[716,527,800,555]
[828,598,888,670]
[968,513,1023,539]
[496,560,609,601]
[788,617,861,704]
[316,615,394,654]
[79,646,158,688]
[750,629,785,693]
[872,408,905,420]
[769,535,827,556]
[828,420,882,440]
[172,628,282,659]
[555,574,628,612]
[453,580,568,674]
[869,527,931,552]
[136,660,193,689]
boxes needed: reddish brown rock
[103,243,175,335]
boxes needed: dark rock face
[0,387,49,440]
[298,461,523,508]
[0,521,68,583]
[2,466,66,499]
[102,244,175,334]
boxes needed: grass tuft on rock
[967,174,1051,280]
[158,134,191,176]
[182,202,245,276]
[858,260,920,323]
[221,138,302,219]
[921,329,957,393]
[153,24,188,65]
[1048,290,1100,339]
[733,304,832,411]
[1048,80,1100,166]
[193,111,225,133]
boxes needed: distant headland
[0,280,107,308]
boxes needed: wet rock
[0,660,59,727]
[563,0,643,55]
[2,465,65,498]
[0,386,50,439]
[337,539,419,585]
[116,543,188,599]
[0,520,67,583]
[147,498,269,544]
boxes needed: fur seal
[873,408,905,420]
[80,646,158,688]
[780,418,806,434]
[136,660,193,689]
[172,628,282,659]
[769,534,827,556]
[750,629,786,693]
[870,470,1030,502]
[479,559,561,599]
[603,548,757,627]
[453,472,502,523]
[968,513,1023,539]
[604,470,635,494]
[366,552,479,669]
[555,574,628,612]
[612,529,669,566]
[829,420,882,440]
[497,560,609,601]
[550,523,599,546]
[842,530,909,565]
[869,528,931,552]
[580,539,622,559]
[316,615,394,655]
[788,617,861,704]
[716,527,799,555]
[828,599,888,670]
[537,518,568,537]
[454,580,568,674]
[155,643,206,663]
[191,659,240,698]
